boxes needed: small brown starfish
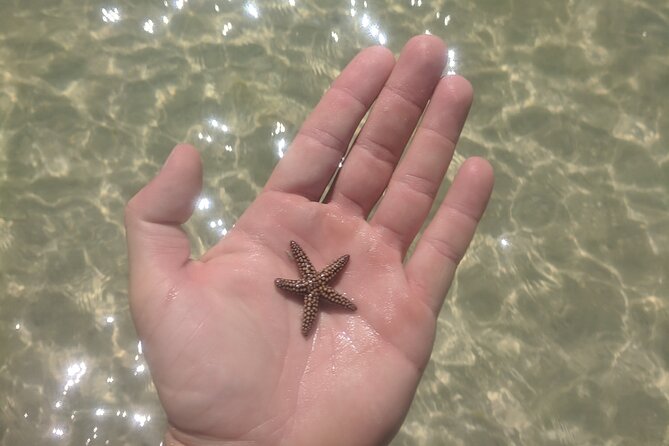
[275,241,357,336]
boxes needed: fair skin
[125,36,494,446]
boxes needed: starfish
[275,240,357,336]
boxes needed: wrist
[164,426,257,446]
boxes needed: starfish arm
[321,286,357,311]
[275,278,308,294]
[278,242,355,336]
[301,293,319,336]
[318,254,350,283]
[290,240,317,278]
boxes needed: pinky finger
[405,157,494,314]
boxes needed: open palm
[125,36,493,446]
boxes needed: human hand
[125,35,493,446]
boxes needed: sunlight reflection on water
[0,0,668,444]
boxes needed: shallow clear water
[1,0,668,444]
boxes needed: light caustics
[349,0,387,46]
[49,342,155,440]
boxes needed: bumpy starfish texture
[275,241,357,336]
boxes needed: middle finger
[326,35,446,216]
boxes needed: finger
[327,35,446,216]
[405,157,493,314]
[264,45,395,200]
[371,75,473,254]
[125,144,202,279]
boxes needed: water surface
[1,0,668,444]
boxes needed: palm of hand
[126,36,493,446]
[137,193,432,445]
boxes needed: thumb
[125,144,202,279]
